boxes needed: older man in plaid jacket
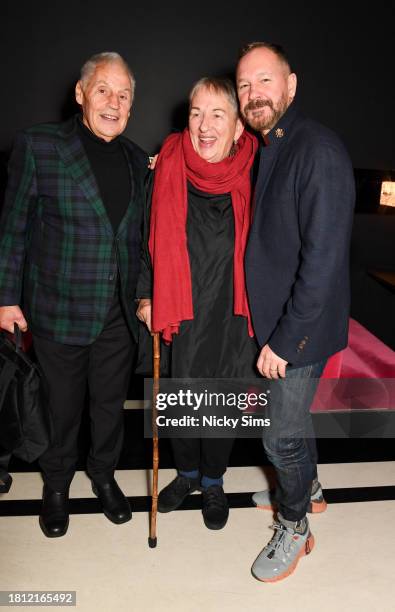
[0,52,149,537]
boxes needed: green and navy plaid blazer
[0,115,149,345]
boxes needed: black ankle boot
[39,484,69,538]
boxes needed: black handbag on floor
[0,324,51,462]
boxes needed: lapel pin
[275,128,285,138]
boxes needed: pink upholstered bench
[312,319,395,411]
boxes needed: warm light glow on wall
[380,181,395,207]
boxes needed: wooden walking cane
[148,332,160,548]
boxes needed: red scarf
[149,128,258,342]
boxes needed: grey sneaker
[251,517,314,582]
[252,480,327,514]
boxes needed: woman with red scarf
[137,77,258,530]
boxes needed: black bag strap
[13,323,23,353]
[0,359,18,415]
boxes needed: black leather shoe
[92,479,132,524]
[0,472,13,494]
[158,475,200,513]
[39,484,69,538]
[201,485,229,530]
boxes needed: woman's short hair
[189,76,239,115]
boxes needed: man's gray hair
[80,51,136,100]
[189,76,239,115]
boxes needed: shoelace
[203,487,225,509]
[265,523,297,558]
[175,477,196,494]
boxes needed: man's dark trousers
[34,289,135,493]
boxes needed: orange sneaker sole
[257,533,315,583]
[255,499,327,514]
[309,499,327,514]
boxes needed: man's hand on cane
[136,298,152,333]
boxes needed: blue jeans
[263,360,326,522]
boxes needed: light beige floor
[4,462,395,500]
[1,464,394,612]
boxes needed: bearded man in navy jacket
[236,42,355,582]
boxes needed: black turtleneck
[77,118,131,232]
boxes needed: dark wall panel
[0,1,394,169]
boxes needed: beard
[242,94,289,132]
